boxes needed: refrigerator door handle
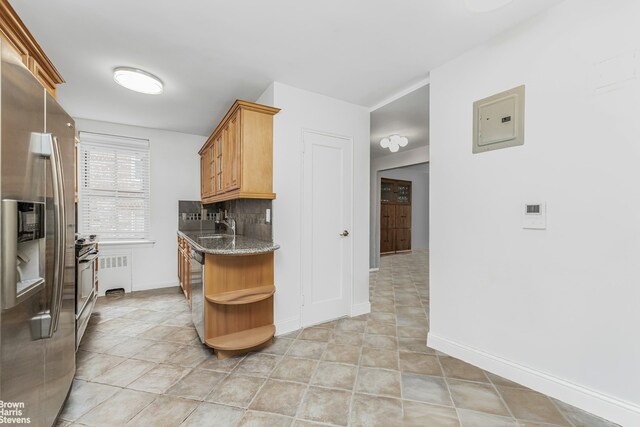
[44,134,65,338]
[51,135,66,333]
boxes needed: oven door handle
[79,253,99,264]
[76,286,96,324]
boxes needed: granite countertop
[177,230,280,255]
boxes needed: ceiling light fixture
[380,135,409,153]
[464,0,514,13]
[113,67,164,95]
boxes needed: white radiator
[97,250,132,296]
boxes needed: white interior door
[301,130,353,326]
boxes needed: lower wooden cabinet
[177,236,191,306]
[380,228,396,254]
[177,235,277,360]
[203,252,275,359]
[395,228,411,252]
[380,228,411,253]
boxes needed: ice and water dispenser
[1,200,46,310]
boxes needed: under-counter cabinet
[177,232,279,359]
[177,235,191,305]
[199,100,280,203]
[203,252,275,359]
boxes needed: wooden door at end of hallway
[380,178,412,255]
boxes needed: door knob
[339,230,350,237]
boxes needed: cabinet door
[181,249,185,290]
[177,237,182,282]
[215,134,224,193]
[200,144,216,198]
[381,205,395,229]
[201,152,209,198]
[222,125,231,191]
[227,113,240,191]
[31,59,57,98]
[395,228,411,251]
[208,145,215,195]
[381,179,395,204]
[179,250,184,290]
[396,182,411,204]
[395,205,411,229]
[185,246,192,306]
[200,154,206,198]
[380,229,396,254]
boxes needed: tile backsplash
[178,200,216,231]
[178,199,272,242]
[207,199,272,242]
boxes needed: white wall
[75,118,205,292]
[428,1,640,425]
[380,163,429,250]
[257,82,371,334]
[369,146,429,268]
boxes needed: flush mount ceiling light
[464,0,514,13]
[380,135,409,153]
[113,67,164,95]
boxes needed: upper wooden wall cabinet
[0,1,63,97]
[200,100,280,204]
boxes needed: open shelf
[206,285,275,305]
[205,324,275,351]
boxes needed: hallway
[58,251,616,426]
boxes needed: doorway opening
[368,84,429,270]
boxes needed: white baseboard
[428,333,640,427]
[351,301,371,317]
[275,316,301,336]
[369,268,379,272]
[132,281,179,293]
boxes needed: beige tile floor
[57,250,619,427]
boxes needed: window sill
[99,240,156,248]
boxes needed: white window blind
[78,132,151,240]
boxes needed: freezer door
[44,94,76,426]
[0,40,47,425]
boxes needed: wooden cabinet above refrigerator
[0,0,63,98]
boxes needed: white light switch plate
[266,209,271,224]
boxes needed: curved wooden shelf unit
[206,285,275,305]
[205,324,275,351]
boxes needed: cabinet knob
[339,230,350,237]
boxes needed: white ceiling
[371,85,429,159]
[11,0,564,136]
[398,163,430,174]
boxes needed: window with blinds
[78,132,151,241]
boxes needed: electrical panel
[473,85,525,153]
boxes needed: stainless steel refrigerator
[0,38,76,426]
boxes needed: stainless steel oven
[75,235,98,349]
